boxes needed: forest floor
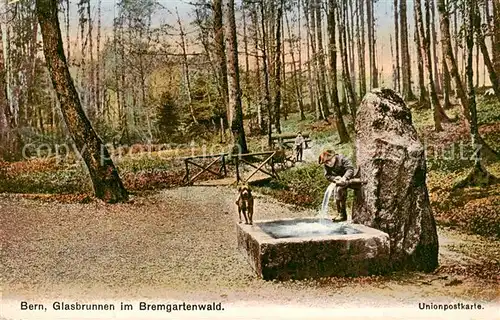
[1,187,499,309]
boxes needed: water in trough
[258,218,361,239]
[257,183,361,239]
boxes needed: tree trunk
[308,0,326,120]
[367,0,378,88]
[430,0,441,94]
[273,0,283,134]
[493,0,500,77]
[225,0,248,153]
[285,10,305,120]
[472,1,500,101]
[213,0,229,122]
[113,10,123,138]
[79,1,87,113]
[36,0,128,203]
[87,1,95,119]
[315,0,331,118]
[455,0,498,188]
[177,11,198,124]
[0,28,10,160]
[327,0,350,143]
[242,5,251,111]
[339,0,358,118]
[442,55,452,109]
[96,0,101,116]
[400,0,416,100]
[304,0,317,118]
[251,4,264,131]
[414,23,429,107]
[66,0,70,62]
[119,16,128,143]
[437,0,471,123]
[297,0,305,120]
[394,0,401,92]
[259,0,272,145]
[415,0,444,131]
[348,0,356,89]
[357,0,367,97]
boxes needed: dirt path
[1,187,499,309]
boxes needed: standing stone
[352,88,438,272]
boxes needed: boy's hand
[334,176,347,185]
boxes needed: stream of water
[319,183,336,219]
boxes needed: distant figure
[318,149,355,222]
[294,132,305,162]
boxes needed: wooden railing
[234,151,278,184]
[182,153,228,186]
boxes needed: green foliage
[259,164,328,208]
[426,141,475,173]
[157,92,180,142]
[477,96,500,125]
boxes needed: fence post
[221,155,227,177]
[184,159,190,183]
[235,156,240,184]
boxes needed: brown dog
[236,184,254,225]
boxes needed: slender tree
[415,0,445,131]
[414,23,429,107]
[259,0,273,144]
[177,10,198,124]
[96,0,102,116]
[36,0,128,203]
[315,0,331,118]
[493,0,500,77]
[225,0,248,153]
[327,0,350,143]
[430,0,441,93]
[250,3,265,131]
[87,0,95,117]
[442,54,452,109]
[394,0,400,92]
[367,0,378,88]
[471,0,500,101]
[357,0,366,97]
[0,29,11,160]
[338,0,357,117]
[308,0,325,120]
[437,0,471,123]
[304,0,317,117]
[285,8,305,120]
[296,0,305,119]
[455,0,498,188]
[273,0,283,134]
[242,4,251,108]
[400,0,416,100]
[213,0,229,121]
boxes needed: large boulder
[352,88,438,272]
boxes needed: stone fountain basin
[236,217,390,280]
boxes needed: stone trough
[236,217,390,280]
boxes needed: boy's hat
[318,150,336,164]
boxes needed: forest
[0,0,499,232]
[1,0,500,312]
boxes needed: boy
[318,149,355,222]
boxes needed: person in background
[294,132,305,162]
[318,149,355,222]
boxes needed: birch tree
[36,0,129,203]
[225,0,248,153]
